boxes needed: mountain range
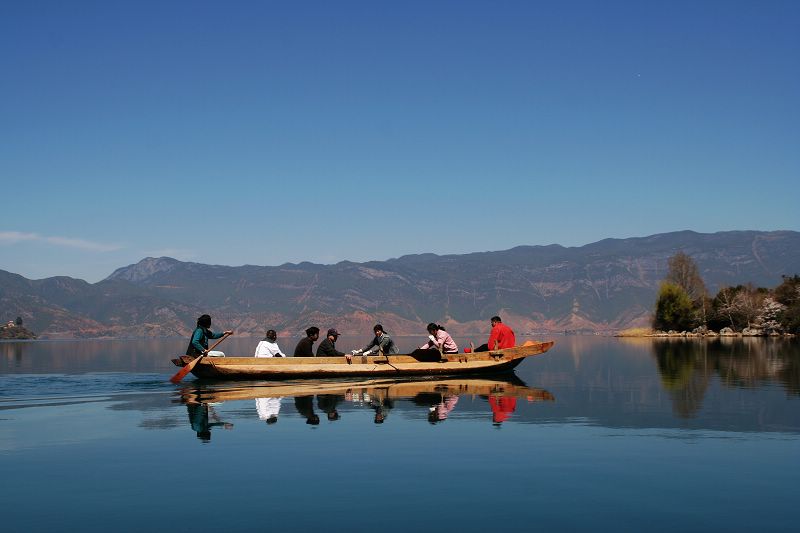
[2,230,799,339]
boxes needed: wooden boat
[179,376,555,405]
[171,340,554,380]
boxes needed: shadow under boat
[178,374,555,406]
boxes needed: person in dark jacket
[317,328,346,356]
[293,327,320,357]
[185,314,233,357]
[350,324,398,358]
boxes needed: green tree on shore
[653,251,706,331]
[666,251,708,326]
[774,275,800,334]
[653,282,695,331]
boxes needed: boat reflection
[178,376,555,438]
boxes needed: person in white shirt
[254,329,286,357]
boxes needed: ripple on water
[0,372,173,404]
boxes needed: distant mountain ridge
[3,230,799,339]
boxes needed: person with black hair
[293,327,320,357]
[254,329,286,357]
[410,323,458,362]
[475,316,516,352]
[185,314,233,357]
[350,324,398,359]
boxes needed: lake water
[1,336,798,532]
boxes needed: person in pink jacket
[411,323,459,362]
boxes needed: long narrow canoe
[171,340,554,380]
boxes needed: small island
[618,253,799,338]
[0,318,37,340]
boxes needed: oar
[169,332,232,384]
[380,348,400,372]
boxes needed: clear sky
[1,0,798,282]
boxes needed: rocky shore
[617,326,796,338]
[0,325,37,340]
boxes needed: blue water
[1,337,798,532]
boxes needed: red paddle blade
[169,365,193,383]
[169,357,201,383]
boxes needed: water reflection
[255,397,281,424]
[186,402,234,442]
[3,337,797,437]
[317,395,341,422]
[177,377,555,440]
[294,396,320,425]
[650,338,800,419]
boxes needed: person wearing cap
[350,324,398,359]
[316,328,346,357]
[185,314,233,357]
[293,327,320,357]
[475,316,516,352]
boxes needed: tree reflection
[711,338,800,395]
[652,340,711,418]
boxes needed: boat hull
[172,341,554,380]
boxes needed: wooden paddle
[379,348,400,371]
[169,332,232,384]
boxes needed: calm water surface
[1,336,798,532]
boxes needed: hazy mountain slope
[3,230,799,338]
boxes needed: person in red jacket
[475,316,516,352]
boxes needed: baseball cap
[327,328,340,337]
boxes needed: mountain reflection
[651,338,800,418]
[177,377,555,440]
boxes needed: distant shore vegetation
[621,252,799,337]
[0,316,37,340]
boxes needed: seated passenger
[475,316,516,352]
[410,323,458,362]
[254,329,286,357]
[316,328,346,357]
[350,324,398,358]
[293,327,320,357]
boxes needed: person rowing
[185,314,233,358]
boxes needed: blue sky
[1,0,798,282]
